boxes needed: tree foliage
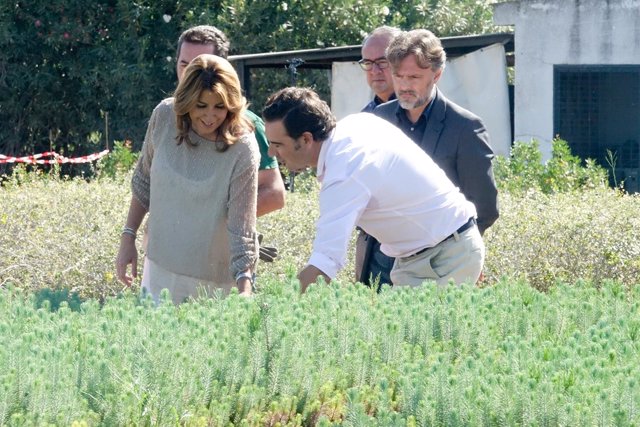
[0,0,498,167]
[0,0,179,167]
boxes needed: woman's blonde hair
[174,54,253,151]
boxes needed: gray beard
[398,94,429,110]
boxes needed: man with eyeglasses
[353,26,402,289]
[358,26,401,113]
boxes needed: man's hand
[297,265,330,293]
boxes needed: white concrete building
[494,0,640,191]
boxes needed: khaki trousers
[390,226,484,287]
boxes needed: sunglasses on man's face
[358,58,390,71]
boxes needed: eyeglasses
[358,58,390,71]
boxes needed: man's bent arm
[257,168,286,217]
[457,124,499,234]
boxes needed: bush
[0,173,129,299]
[484,188,640,291]
[0,0,178,171]
[494,138,609,194]
[95,140,139,179]
[33,287,82,312]
[2,168,640,298]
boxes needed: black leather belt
[412,217,477,257]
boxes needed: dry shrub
[484,188,640,291]
[2,171,639,298]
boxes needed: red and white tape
[0,149,110,164]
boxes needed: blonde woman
[116,54,259,303]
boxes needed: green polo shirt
[245,109,278,170]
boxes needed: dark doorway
[554,65,640,192]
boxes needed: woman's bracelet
[235,271,254,284]
[236,271,256,293]
[122,226,137,239]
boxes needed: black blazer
[373,88,499,234]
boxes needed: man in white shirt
[262,87,484,292]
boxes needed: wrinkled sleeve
[227,134,260,278]
[308,176,370,279]
[131,106,159,210]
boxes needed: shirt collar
[316,128,336,182]
[375,92,396,106]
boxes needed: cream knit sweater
[132,98,259,288]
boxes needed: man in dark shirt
[356,29,499,288]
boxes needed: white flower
[381,6,390,16]
[163,14,171,23]
[166,56,172,62]
[281,2,288,11]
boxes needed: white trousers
[141,257,230,305]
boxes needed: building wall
[494,0,640,159]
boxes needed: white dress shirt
[308,113,477,279]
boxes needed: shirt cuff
[307,252,340,279]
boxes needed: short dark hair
[262,87,336,142]
[176,25,230,59]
